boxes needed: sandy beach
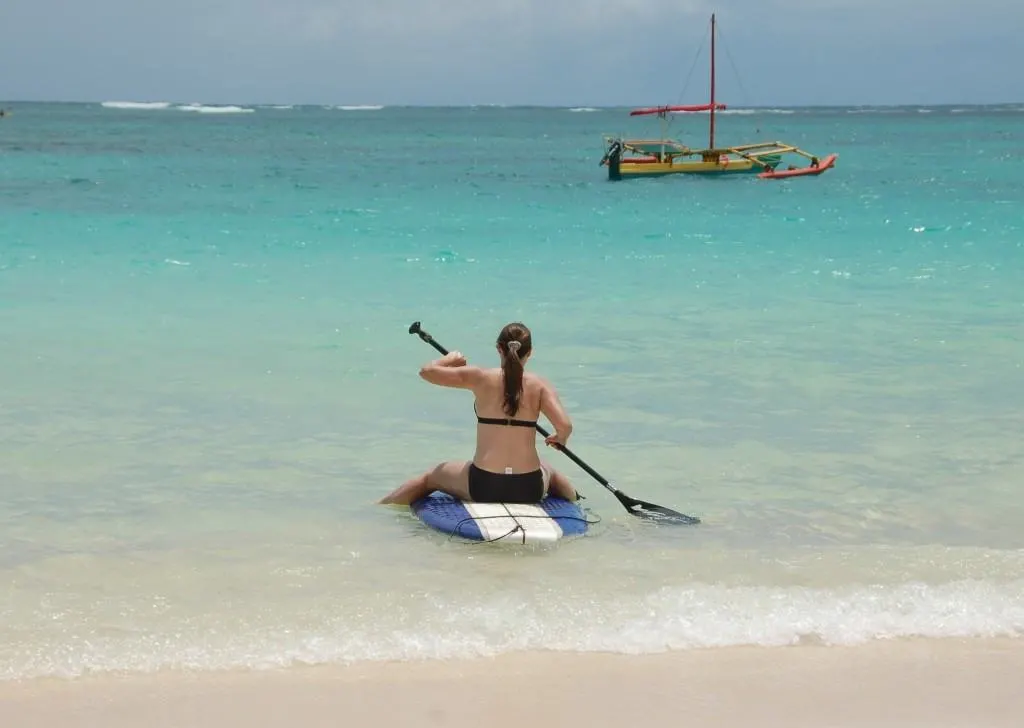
[1,638,1021,728]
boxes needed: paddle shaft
[412,328,623,496]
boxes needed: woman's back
[471,369,548,473]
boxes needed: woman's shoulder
[523,371,555,390]
[470,366,503,385]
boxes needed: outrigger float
[600,14,837,182]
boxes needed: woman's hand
[544,433,567,449]
[438,351,467,367]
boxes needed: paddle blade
[617,493,701,525]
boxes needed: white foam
[101,101,171,110]
[335,105,384,111]
[176,104,255,114]
[568,107,599,112]
[846,108,900,114]
[3,579,1021,680]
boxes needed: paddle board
[411,491,589,544]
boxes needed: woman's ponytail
[497,323,532,416]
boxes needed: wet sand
[1,638,1021,728]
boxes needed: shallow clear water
[1,101,1022,679]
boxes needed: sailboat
[599,13,837,181]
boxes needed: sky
[1,0,1022,107]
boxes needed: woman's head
[496,322,532,416]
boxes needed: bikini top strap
[474,401,537,428]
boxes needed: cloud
[0,0,1021,105]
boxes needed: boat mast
[709,13,716,149]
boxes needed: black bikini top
[474,402,537,428]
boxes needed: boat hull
[757,153,838,179]
[606,152,781,181]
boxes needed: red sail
[629,103,727,116]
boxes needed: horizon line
[2,99,1023,109]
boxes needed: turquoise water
[2,101,1023,679]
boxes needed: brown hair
[497,322,532,416]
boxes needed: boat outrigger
[600,14,837,182]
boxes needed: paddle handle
[409,322,617,493]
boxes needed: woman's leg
[379,461,472,505]
[541,462,578,502]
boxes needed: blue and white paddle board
[411,491,589,544]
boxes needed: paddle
[408,321,701,525]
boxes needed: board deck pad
[411,492,589,544]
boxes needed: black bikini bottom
[468,463,545,503]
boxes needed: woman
[379,322,578,505]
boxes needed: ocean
[1,100,1022,680]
